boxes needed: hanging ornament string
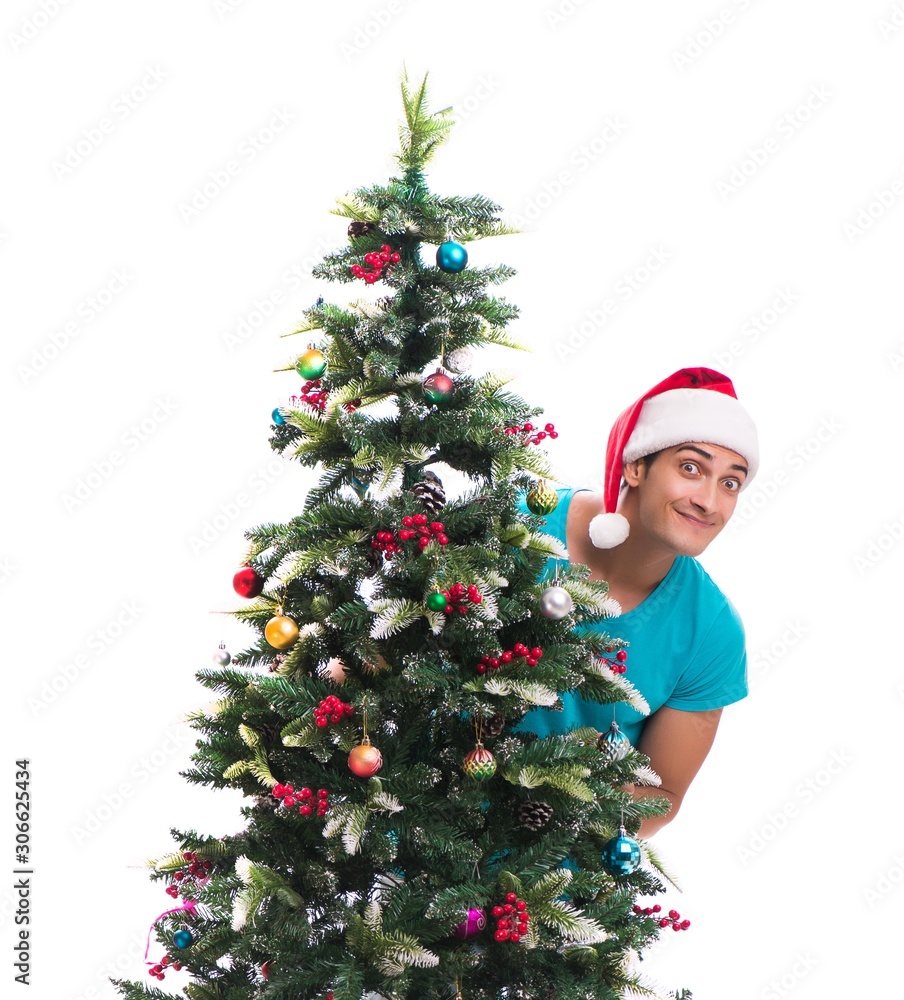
[145,898,197,965]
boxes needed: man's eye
[724,479,740,491]
[681,462,698,473]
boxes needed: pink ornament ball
[453,907,487,939]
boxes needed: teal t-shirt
[515,487,748,749]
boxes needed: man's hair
[619,449,661,494]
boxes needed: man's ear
[623,458,645,488]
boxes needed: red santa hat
[588,367,759,549]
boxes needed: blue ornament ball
[272,407,286,426]
[436,240,468,273]
[173,929,194,949]
[598,721,631,761]
[601,830,641,877]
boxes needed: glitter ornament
[265,614,299,650]
[444,346,473,373]
[539,585,574,619]
[601,825,641,877]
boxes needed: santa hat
[588,367,759,549]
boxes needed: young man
[517,367,759,837]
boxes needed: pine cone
[482,713,505,738]
[364,544,384,574]
[518,801,553,831]
[410,471,445,514]
[270,653,287,673]
[348,220,376,238]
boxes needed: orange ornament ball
[264,614,299,650]
[348,742,383,778]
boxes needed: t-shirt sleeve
[664,599,749,712]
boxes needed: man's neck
[569,492,678,612]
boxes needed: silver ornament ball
[539,585,574,619]
[444,346,473,373]
[212,642,231,666]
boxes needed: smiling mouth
[675,510,714,528]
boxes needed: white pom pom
[588,512,630,549]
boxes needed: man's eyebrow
[675,444,748,476]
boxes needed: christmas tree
[112,68,685,1000]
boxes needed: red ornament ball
[233,566,264,598]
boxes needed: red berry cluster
[477,643,543,674]
[604,649,628,674]
[633,903,691,931]
[371,515,450,558]
[291,379,328,412]
[501,421,558,446]
[440,582,482,615]
[165,851,211,899]
[314,695,354,728]
[492,893,530,942]
[290,380,360,414]
[272,784,331,818]
[350,244,401,283]
[148,954,182,980]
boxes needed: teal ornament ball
[436,240,468,273]
[598,721,631,761]
[272,407,286,425]
[601,827,641,877]
[173,929,194,949]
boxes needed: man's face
[624,441,749,557]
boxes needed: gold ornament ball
[264,614,299,650]
[348,741,383,778]
[526,479,559,516]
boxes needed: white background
[3,2,903,998]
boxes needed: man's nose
[688,477,718,512]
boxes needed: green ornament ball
[426,592,448,612]
[295,348,326,380]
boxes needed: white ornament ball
[321,656,349,684]
[444,347,473,373]
[539,585,574,620]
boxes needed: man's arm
[627,705,723,838]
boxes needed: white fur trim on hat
[623,387,759,486]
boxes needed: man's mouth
[675,509,714,528]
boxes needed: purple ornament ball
[453,907,487,939]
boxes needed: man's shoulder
[675,556,744,633]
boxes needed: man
[517,367,759,837]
